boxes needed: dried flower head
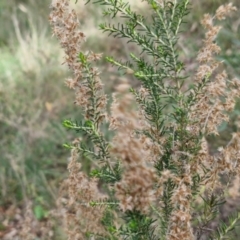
[215,3,237,20]
[58,147,108,239]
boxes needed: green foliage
[34,204,48,220]
[210,212,240,240]
[118,210,158,240]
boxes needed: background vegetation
[0,0,240,239]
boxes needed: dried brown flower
[58,148,108,239]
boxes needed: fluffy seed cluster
[188,4,240,193]
[58,147,108,239]
[190,4,240,135]
[206,132,240,190]
[49,0,107,122]
[49,0,86,72]
[49,0,108,238]
[168,4,239,239]
[110,80,156,213]
[215,3,237,20]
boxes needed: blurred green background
[0,0,240,239]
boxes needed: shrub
[49,1,240,239]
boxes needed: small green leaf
[151,2,158,10]
[89,201,97,207]
[106,56,114,63]
[128,219,138,230]
[79,52,87,65]
[108,226,116,233]
[34,205,46,220]
[63,143,73,149]
[134,71,144,78]
[62,120,73,128]
[84,120,94,128]
[90,169,100,177]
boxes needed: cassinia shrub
[49,1,240,239]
